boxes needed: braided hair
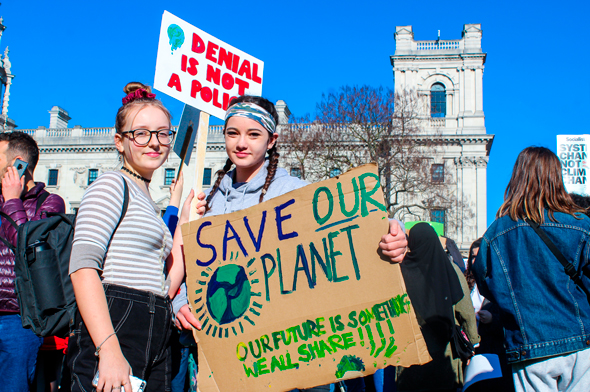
[205,96,280,213]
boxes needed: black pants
[67,284,174,392]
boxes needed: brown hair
[497,146,585,223]
[205,95,279,212]
[115,82,172,134]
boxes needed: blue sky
[1,0,588,227]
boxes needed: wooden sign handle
[190,112,210,221]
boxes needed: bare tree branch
[280,85,473,238]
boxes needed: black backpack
[0,182,129,338]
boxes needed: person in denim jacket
[472,146,590,392]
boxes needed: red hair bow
[122,88,156,105]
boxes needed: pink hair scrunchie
[122,88,156,105]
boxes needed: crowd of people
[0,82,588,392]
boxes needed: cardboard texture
[182,164,430,391]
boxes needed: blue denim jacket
[472,210,590,363]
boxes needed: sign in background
[181,164,430,391]
[154,11,264,120]
[557,135,590,195]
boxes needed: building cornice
[391,53,486,64]
[39,143,227,154]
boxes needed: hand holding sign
[379,220,408,263]
[181,164,429,392]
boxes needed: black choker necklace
[121,166,151,184]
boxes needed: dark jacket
[396,263,479,391]
[472,210,590,363]
[0,182,65,312]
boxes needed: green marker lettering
[340,224,361,280]
[258,357,270,375]
[298,343,312,362]
[260,335,273,354]
[237,342,248,361]
[310,240,332,283]
[313,186,334,225]
[337,178,360,217]
[342,332,356,349]
[358,172,386,216]
[328,231,348,282]
[327,334,345,352]
[243,363,258,377]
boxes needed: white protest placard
[557,135,590,195]
[154,11,264,120]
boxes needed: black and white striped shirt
[69,172,173,295]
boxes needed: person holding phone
[0,131,66,391]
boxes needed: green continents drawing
[207,264,252,324]
[167,24,185,52]
[335,355,365,379]
[195,259,263,338]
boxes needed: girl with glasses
[67,82,189,392]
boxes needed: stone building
[390,23,493,250]
[19,118,237,214]
[8,23,492,253]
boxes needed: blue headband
[224,102,276,135]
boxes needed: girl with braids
[172,96,408,391]
[202,95,299,214]
[68,82,192,392]
[172,96,308,331]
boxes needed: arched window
[431,83,446,118]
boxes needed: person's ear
[11,155,25,165]
[268,133,279,150]
[114,133,125,154]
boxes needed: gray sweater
[172,160,307,314]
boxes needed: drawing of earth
[167,24,184,52]
[335,355,366,379]
[206,264,252,325]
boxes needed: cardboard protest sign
[557,135,590,195]
[181,164,430,391]
[155,11,264,120]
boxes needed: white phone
[92,371,146,392]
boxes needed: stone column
[1,47,13,118]
[475,66,484,114]
[464,67,475,114]
[475,157,488,237]
[454,157,464,244]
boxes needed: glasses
[122,129,176,146]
